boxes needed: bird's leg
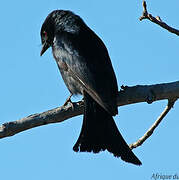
[63,94,74,109]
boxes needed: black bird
[40,10,141,165]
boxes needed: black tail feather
[73,92,142,165]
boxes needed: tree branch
[139,1,179,36]
[0,81,179,140]
[129,98,177,149]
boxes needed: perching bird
[40,10,141,165]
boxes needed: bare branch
[0,101,84,139]
[139,1,179,36]
[129,98,177,149]
[0,81,179,140]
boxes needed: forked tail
[73,92,142,165]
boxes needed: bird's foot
[63,94,74,109]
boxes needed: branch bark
[139,1,179,36]
[0,81,179,140]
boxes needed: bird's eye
[43,31,48,40]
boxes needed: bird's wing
[53,28,118,115]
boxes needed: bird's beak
[40,42,50,56]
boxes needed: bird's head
[40,11,55,56]
[40,10,82,56]
[40,10,66,56]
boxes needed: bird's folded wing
[54,31,118,115]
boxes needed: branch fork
[139,1,179,36]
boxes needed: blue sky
[1,0,179,179]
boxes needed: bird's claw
[63,94,74,109]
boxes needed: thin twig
[129,98,177,149]
[139,1,179,36]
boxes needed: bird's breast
[52,42,83,95]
